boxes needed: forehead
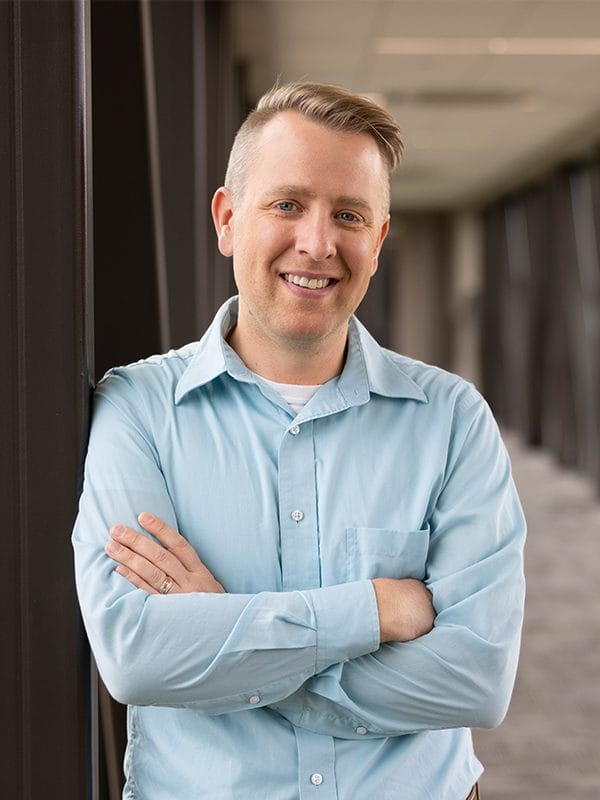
[245,111,388,204]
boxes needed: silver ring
[159,575,174,594]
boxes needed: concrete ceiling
[231,0,600,210]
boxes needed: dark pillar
[194,0,241,333]
[0,1,93,797]
[91,0,161,380]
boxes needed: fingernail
[139,512,154,525]
[106,540,121,554]
[115,565,127,576]
[112,525,126,538]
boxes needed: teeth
[283,274,331,290]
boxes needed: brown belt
[464,783,480,800]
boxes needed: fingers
[137,512,205,572]
[114,563,161,595]
[105,525,182,592]
[105,515,226,595]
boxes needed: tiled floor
[472,433,600,799]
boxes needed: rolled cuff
[306,580,380,672]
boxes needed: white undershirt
[260,377,322,414]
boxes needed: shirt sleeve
[72,372,380,712]
[270,395,526,738]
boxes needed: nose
[295,211,336,262]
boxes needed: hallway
[473,432,600,799]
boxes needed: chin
[279,324,337,347]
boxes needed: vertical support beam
[503,198,533,433]
[150,0,196,347]
[589,159,600,494]
[523,185,551,447]
[91,0,161,380]
[545,171,579,467]
[193,0,213,333]
[0,1,93,797]
[569,165,600,484]
[140,0,171,351]
[481,203,509,420]
[389,212,452,369]
[194,0,240,334]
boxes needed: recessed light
[375,37,600,56]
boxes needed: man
[73,82,525,800]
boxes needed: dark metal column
[194,0,241,334]
[569,163,600,486]
[91,0,161,381]
[0,1,93,797]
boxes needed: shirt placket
[296,726,338,800]
[278,419,320,591]
[278,416,340,799]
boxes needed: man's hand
[372,578,435,643]
[105,512,225,595]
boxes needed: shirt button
[290,425,300,435]
[291,509,304,522]
[310,773,324,786]
[355,725,368,735]
[248,694,261,705]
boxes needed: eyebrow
[264,185,374,214]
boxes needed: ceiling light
[375,37,600,56]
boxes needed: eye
[275,201,300,213]
[337,211,362,224]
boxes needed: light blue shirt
[73,297,526,800]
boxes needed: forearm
[273,605,522,738]
[273,567,524,738]
[82,513,435,710]
[75,534,379,709]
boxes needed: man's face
[213,111,390,357]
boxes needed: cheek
[348,239,380,274]
[234,220,290,262]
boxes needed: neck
[227,324,347,385]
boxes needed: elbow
[469,689,511,729]
[95,645,171,706]
[86,595,178,706]
[442,680,512,731]
[98,659,157,706]
[462,654,519,729]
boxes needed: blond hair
[225,82,403,209]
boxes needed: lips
[282,273,334,290]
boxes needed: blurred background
[2,1,599,798]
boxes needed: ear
[370,215,390,276]
[211,187,234,257]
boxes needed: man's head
[212,82,403,383]
[225,82,403,214]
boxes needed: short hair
[224,81,403,210]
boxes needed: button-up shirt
[73,297,526,800]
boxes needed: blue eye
[338,211,360,223]
[276,201,298,212]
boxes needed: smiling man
[213,110,390,384]
[73,83,525,800]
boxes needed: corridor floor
[472,432,600,799]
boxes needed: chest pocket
[346,525,430,581]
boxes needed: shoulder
[381,348,485,416]
[94,342,198,412]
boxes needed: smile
[282,273,332,290]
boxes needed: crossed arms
[73,370,526,738]
[105,513,436,645]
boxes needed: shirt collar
[339,315,427,404]
[175,296,427,406]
